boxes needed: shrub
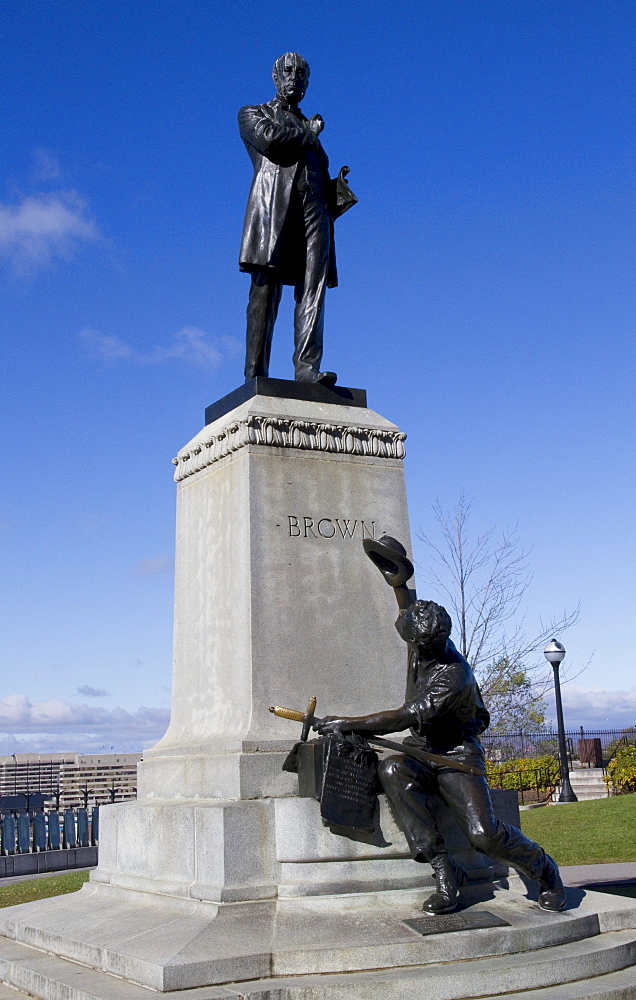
[605,745,636,795]
[487,755,559,793]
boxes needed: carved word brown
[288,516,376,539]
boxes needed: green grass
[0,870,89,909]
[520,793,636,865]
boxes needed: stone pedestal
[139,386,412,801]
[90,791,516,907]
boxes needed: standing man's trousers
[244,188,331,381]
[378,754,546,879]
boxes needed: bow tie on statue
[276,98,304,118]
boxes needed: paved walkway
[560,863,636,887]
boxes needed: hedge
[486,755,560,793]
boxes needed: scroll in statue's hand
[308,114,324,135]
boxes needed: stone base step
[1,928,636,1000]
[477,964,636,998]
[222,936,636,998]
[0,883,636,999]
[0,938,212,1000]
[0,877,623,989]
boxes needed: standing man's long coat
[238,97,338,288]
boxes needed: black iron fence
[487,765,558,806]
[482,728,636,766]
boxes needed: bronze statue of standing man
[238,53,356,386]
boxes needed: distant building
[0,754,71,807]
[0,753,142,810]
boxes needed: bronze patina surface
[238,53,356,386]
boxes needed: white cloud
[78,328,134,361]
[77,685,110,698]
[0,694,169,741]
[559,684,636,728]
[0,192,99,275]
[79,325,240,372]
[135,554,173,578]
[0,732,156,754]
[153,326,234,368]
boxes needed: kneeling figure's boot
[422,854,466,915]
[538,852,567,912]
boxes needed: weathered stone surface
[141,393,412,799]
[0,884,635,996]
[4,938,636,1000]
[137,746,298,802]
[93,798,278,903]
[90,789,517,907]
[273,794,514,895]
[149,396,410,764]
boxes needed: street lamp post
[544,640,578,803]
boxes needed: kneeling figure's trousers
[378,754,545,879]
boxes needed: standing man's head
[395,600,452,653]
[273,52,310,106]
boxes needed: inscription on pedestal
[403,911,511,936]
[287,516,377,539]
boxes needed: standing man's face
[273,56,309,105]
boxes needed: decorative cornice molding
[173,415,406,482]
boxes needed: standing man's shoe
[297,370,338,387]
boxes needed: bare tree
[418,494,583,727]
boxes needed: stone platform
[0,880,635,999]
[142,387,413,804]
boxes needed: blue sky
[1,0,634,751]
